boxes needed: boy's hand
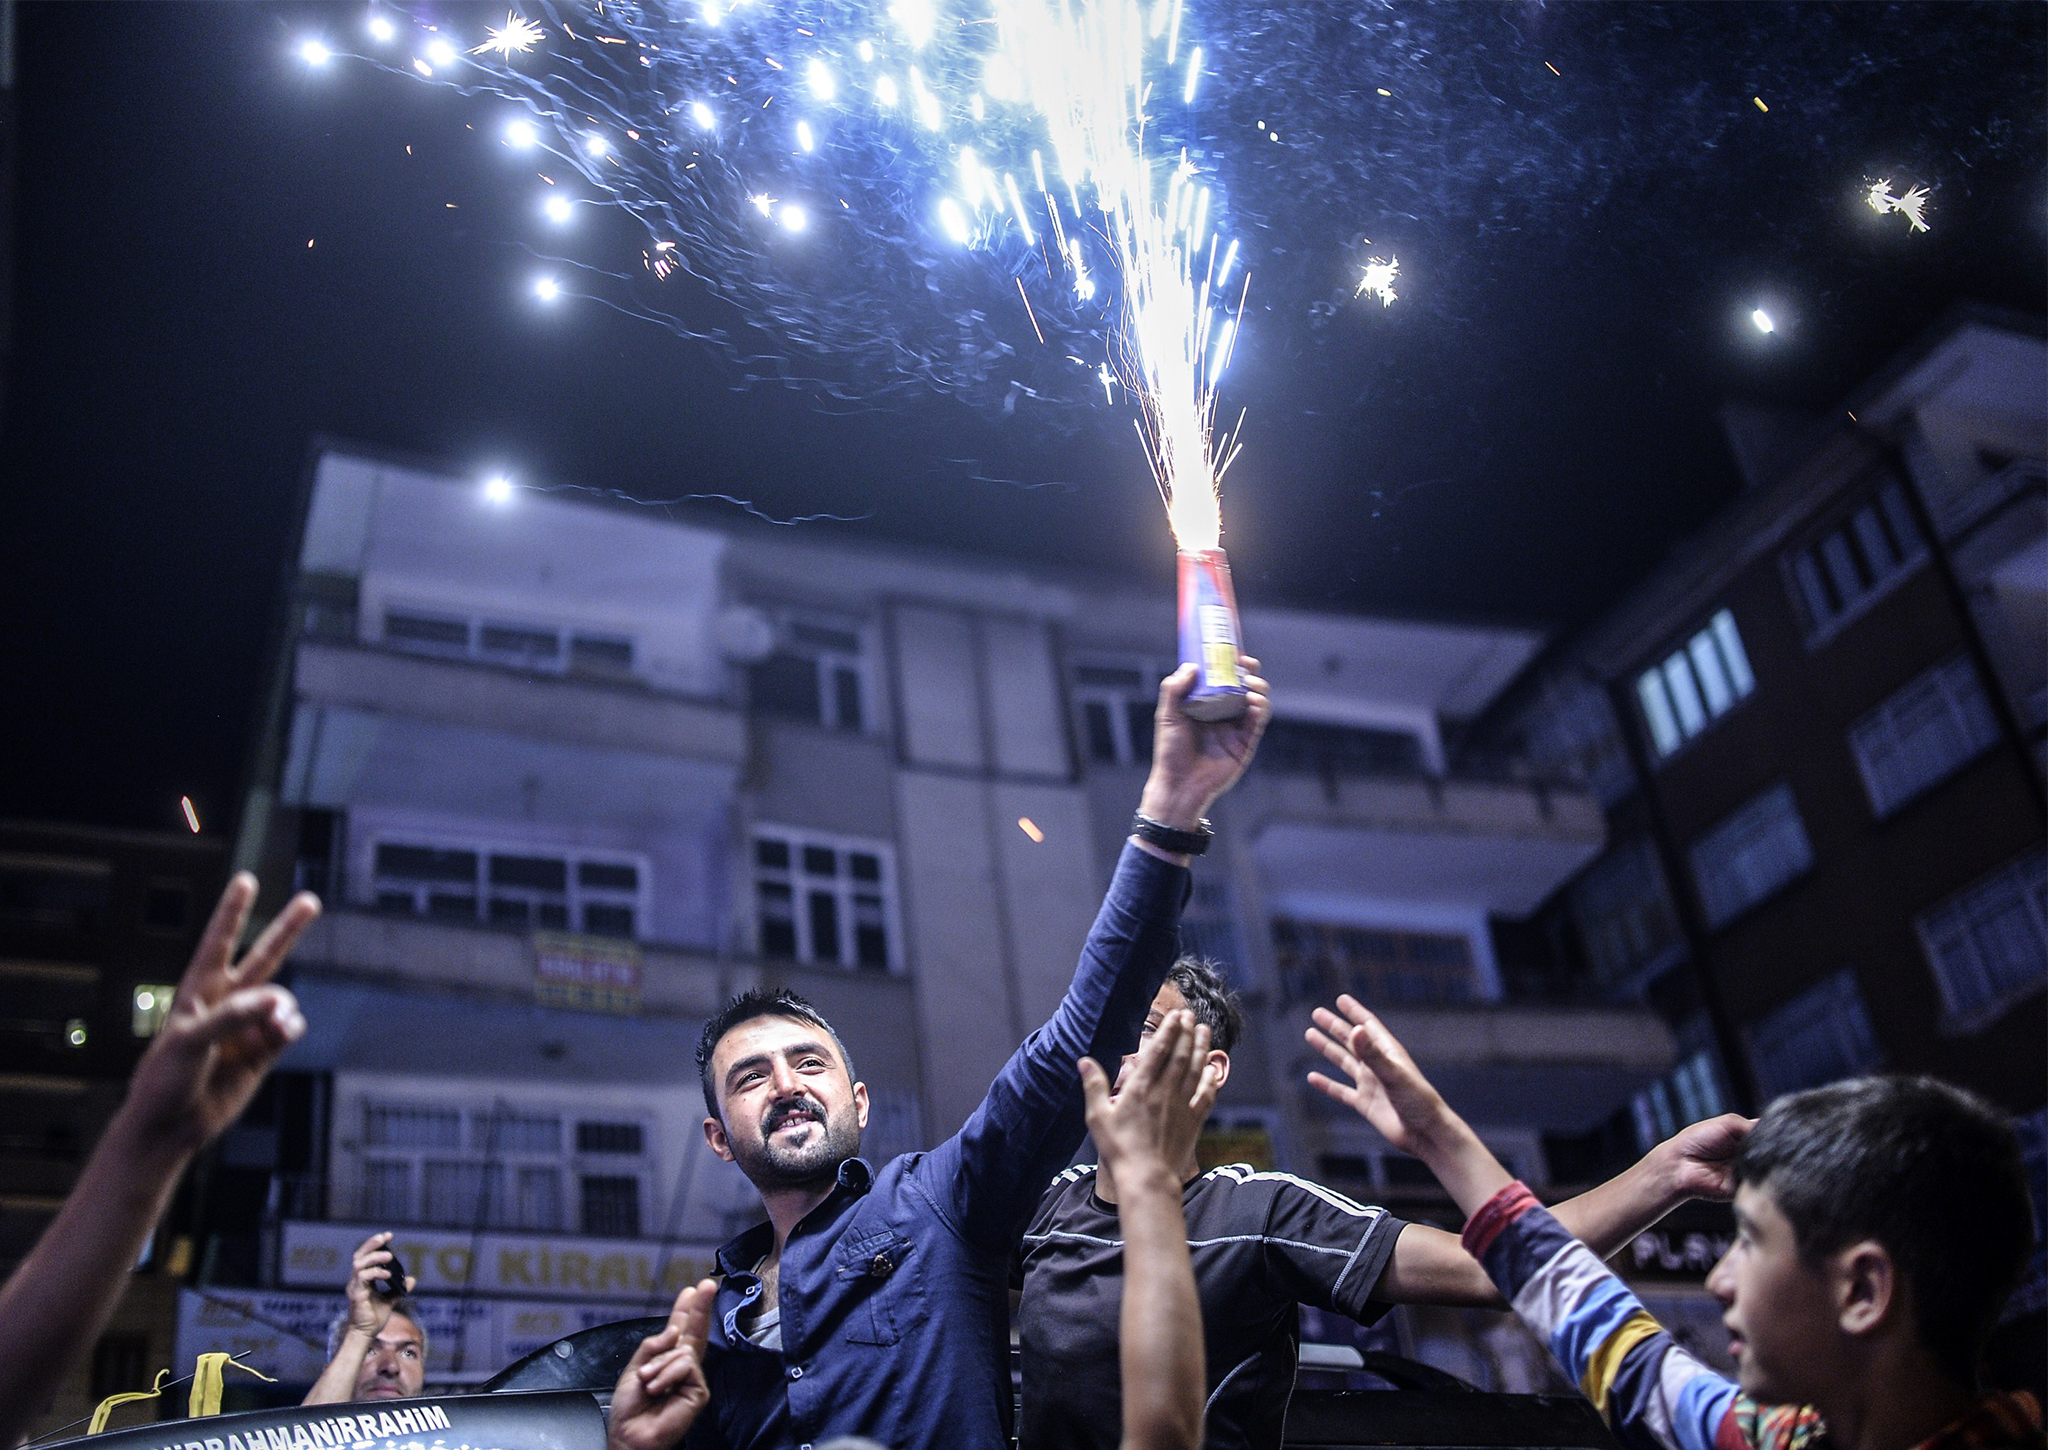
[1305,995,1513,1217]
[1305,995,1454,1155]
[1138,659,1271,832]
[1079,1010,1217,1179]
[609,1278,719,1450]
[120,874,320,1158]
[1651,1114,1755,1203]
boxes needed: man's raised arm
[923,661,1269,1251]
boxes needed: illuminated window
[1848,656,1999,817]
[1688,782,1812,928]
[1635,609,1755,759]
[131,984,175,1038]
[1918,849,2047,1030]
[1785,482,1925,642]
[1744,970,1881,1099]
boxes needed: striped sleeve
[1461,1182,1739,1450]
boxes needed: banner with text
[279,1222,723,1304]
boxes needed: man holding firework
[613,660,1267,1450]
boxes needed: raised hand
[1079,1010,1217,1179]
[1652,1113,1755,1203]
[1139,659,1271,831]
[1305,995,1450,1155]
[609,1278,720,1450]
[344,1231,415,1339]
[123,873,320,1155]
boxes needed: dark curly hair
[695,987,856,1123]
[1165,956,1244,1055]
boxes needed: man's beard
[735,1095,862,1189]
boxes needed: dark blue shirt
[685,841,1188,1450]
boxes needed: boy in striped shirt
[1305,994,2042,1450]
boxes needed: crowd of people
[0,662,2037,1450]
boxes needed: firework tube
[1177,548,1249,722]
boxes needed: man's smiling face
[705,1014,868,1189]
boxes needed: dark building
[0,818,227,1432]
[1473,309,2046,1385]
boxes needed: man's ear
[1206,1049,1232,1095]
[1834,1239,1897,1338]
[854,1080,871,1131]
[703,1114,736,1164]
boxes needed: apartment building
[193,439,1680,1390]
[1477,310,2046,1385]
[0,820,225,1432]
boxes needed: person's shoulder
[1193,1164,1389,1219]
[1025,1162,1101,1229]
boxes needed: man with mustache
[659,662,1270,1450]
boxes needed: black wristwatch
[1129,812,1214,857]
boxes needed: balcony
[293,639,748,766]
[1236,766,1605,918]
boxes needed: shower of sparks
[1353,255,1399,307]
[474,13,546,58]
[325,0,1252,519]
[1865,178,1932,233]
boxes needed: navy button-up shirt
[683,841,1188,1450]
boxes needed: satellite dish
[715,605,777,663]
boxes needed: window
[1271,916,1474,1006]
[1689,782,1812,929]
[353,1100,646,1232]
[1180,877,1247,988]
[381,606,638,681]
[1073,661,1156,766]
[581,1175,642,1236]
[1917,849,2047,1029]
[131,984,174,1038]
[753,829,895,970]
[372,839,646,939]
[1744,969,1882,1100]
[1259,719,1427,777]
[1636,610,1755,759]
[1785,482,1926,642]
[576,1121,644,1155]
[1849,656,2000,817]
[142,881,190,932]
[748,616,867,732]
[1570,837,1683,985]
[0,856,112,931]
[1631,1048,1730,1150]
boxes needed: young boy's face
[1706,1183,1848,1404]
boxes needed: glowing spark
[699,2,721,24]
[544,193,574,223]
[858,40,875,63]
[1375,87,1390,97]
[807,58,836,100]
[1865,178,1932,233]
[412,57,432,77]
[892,0,937,50]
[299,39,332,66]
[1017,817,1045,843]
[1183,47,1202,105]
[1544,61,1560,76]
[584,133,610,157]
[1752,96,1768,112]
[484,475,515,504]
[503,117,539,148]
[1354,255,1399,307]
[366,14,395,43]
[797,120,816,151]
[779,203,808,232]
[875,74,899,108]
[534,275,561,301]
[1751,308,1774,333]
[690,100,717,130]
[424,36,458,67]
[1004,174,1034,242]
[180,796,201,833]
[473,12,542,58]
[1017,277,1045,343]
[937,196,971,244]
[749,192,776,216]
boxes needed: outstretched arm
[1306,998,1749,1450]
[1079,1010,1218,1450]
[928,663,1269,1251]
[0,876,319,1446]
[1308,1003,1753,1305]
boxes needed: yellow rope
[88,1370,170,1436]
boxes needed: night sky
[3,1,2043,834]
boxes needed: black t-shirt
[1014,1162,1407,1450]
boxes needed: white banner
[279,1221,722,1304]
[176,1288,667,1385]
